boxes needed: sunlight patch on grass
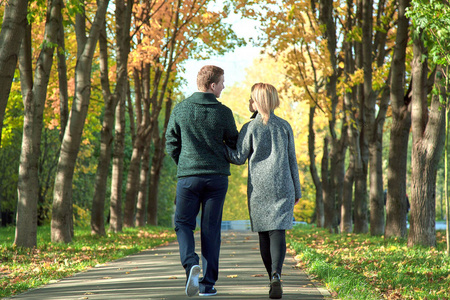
[287,224,450,300]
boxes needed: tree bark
[15,0,63,248]
[109,84,127,233]
[147,96,173,225]
[408,38,446,247]
[135,143,151,227]
[385,0,411,239]
[123,66,151,228]
[0,0,28,145]
[342,157,354,233]
[308,106,324,227]
[51,0,110,243]
[319,0,340,233]
[90,0,132,235]
[56,14,69,141]
[341,0,359,233]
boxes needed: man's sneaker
[199,287,217,296]
[185,265,201,297]
[269,273,282,299]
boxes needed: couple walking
[165,65,302,299]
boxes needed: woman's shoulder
[273,114,293,129]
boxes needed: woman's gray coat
[226,112,302,232]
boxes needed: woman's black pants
[258,230,286,278]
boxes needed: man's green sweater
[165,92,238,178]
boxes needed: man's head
[197,65,225,98]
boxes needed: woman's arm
[225,122,252,165]
[287,124,302,200]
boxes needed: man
[165,65,238,297]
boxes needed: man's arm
[165,110,181,164]
[223,108,239,149]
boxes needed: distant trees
[0,0,242,247]
[1,0,448,250]
[236,0,449,248]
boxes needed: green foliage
[287,225,450,299]
[1,70,24,147]
[406,0,450,67]
[72,204,90,227]
[0,225,176,298]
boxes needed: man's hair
[197,65,224,92]
[251,83,280,124]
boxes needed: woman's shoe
[269,273,282,299]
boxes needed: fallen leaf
[227,275,238,278]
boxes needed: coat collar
[186,92,219,105]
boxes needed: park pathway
[6,231,331,300]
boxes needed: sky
[179,11,262,96]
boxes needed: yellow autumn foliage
[220,54,328,222]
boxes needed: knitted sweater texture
[165,92,238,178]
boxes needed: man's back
[165,92,238,178]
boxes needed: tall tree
[385,0,411,239]
[15,0,64,248]
[0,0,28,145]
[123,0,243,227]
[237,0,332,227]
[90,0,134,236]
[365,0,393,236]
[409,36,445,247]
[341,0,360,233]
[52,0,110,243]
[147,95,172,225]
[406,0,449,247]
[109,84,127,233]
[319,0,342,232]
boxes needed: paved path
[7,231,331,300]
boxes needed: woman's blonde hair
[251,83,280,124]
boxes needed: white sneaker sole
[199,291,217,296]
[185,265,201,297]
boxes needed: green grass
[287,224,450,300]
[0,225,177,298]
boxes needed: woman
[226,83,302,299]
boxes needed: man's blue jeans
[174,175,228,292]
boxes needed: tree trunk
[123,66,152,228]
[319,0,339,233]
[56,16,69,141]
[0,0,28,145]
[15,0,63,248]
[147,97,172,225]
[51,0,110,243]
[90,0,132,236]
[147,143,164,226]
[341,0,359,233]
[308,106,324,227]
[135,143,151,227]
[385,0,411,239]
[408,40,446,247]
[368,129,385,235]
[334,133,347,232]
[342,157,354,233]
[109,85,127,233]
[123,137,144,227]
